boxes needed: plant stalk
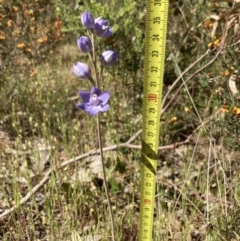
[96,116,116,241]
[89,30,116,241]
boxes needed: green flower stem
[89,31,116,241]
[88,76,95,86]
[90,32,100,86]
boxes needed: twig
[0,168,52,220]
[161,50,209,114]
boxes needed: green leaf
[110,179,120,193]
[115,160,126,174]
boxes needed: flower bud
[101,50,118,66]
[81,11,94,28]
[72,62,91,79]
[94,17,113,38]
[77,36,92,53]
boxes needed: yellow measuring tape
[139,0,169,240]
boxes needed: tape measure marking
[139,0,169,240]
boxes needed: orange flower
[203,19,213,29]
[0,33,6,40]
[220,70,230,77]
[233,107,240,115]
[29,69,37,77]
[25,48,32,53]
[17,43,26,49]
[37,35,48,43]
[54,20,62,28]
[232,107,240,120]
[25,9,34,16]
[7,20,12,27]
[208,37,221,50]
[168,117,177,123]
[12,6,19,12]
[220,106,229,113]
[214,37,221,46]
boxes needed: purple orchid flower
[77,86,110,116]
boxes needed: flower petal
[102,28,113,38]
[88,106,100,116]
[95,17,109,26]
[79,91,90,103]
[98,92,110,105]
[95,25,112,37]
[90,86,102,96]
[99,104,110,112]
[77,102,92,112]
[76,103,88,111]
